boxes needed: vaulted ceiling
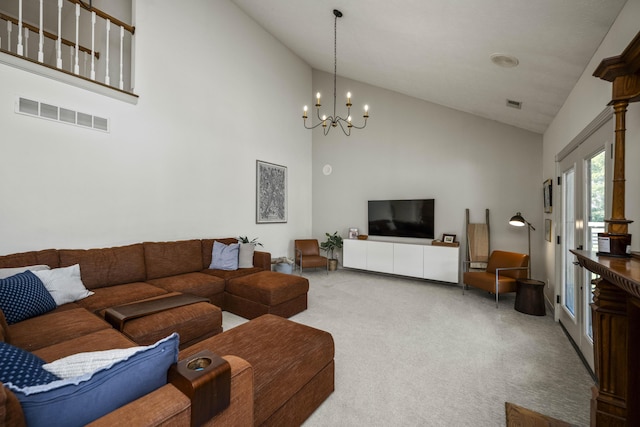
[231,0,628,134]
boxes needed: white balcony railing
[0,0,134,95]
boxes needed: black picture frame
[443,233,456,243]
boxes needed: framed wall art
[543,179,553,213]
[256,160,287,223]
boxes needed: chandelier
[302,9,369,136]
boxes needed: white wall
[543,0,640,304]
[0,0,312,258]
[311,70,544,278]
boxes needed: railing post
[17,0,23,55]
[38,0,44,62]
[105,19,111,85]
[7,19,12,53]
[119,25,124,90]
[57,0,63,68]
[90,11,96,80]
[23,27,29,57]
[74,3,80,75]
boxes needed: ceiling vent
[15,97,109,132]
[506,99,522,109]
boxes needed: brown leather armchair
[294,239,328,275]
[462,250,529,308]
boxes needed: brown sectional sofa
[0,238,334,426]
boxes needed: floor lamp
[509,212,535,277]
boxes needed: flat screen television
[368,199,434,239]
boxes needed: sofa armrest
[86,384,190,426]
[253,251,271,270]
[87,355,254,427]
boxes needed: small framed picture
[443,234,456,243]
[349,228,359,239]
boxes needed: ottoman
[180,314,335,426]
[224,271,309,319]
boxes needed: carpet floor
[222,269,594,426]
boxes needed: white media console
[342,239,459,283]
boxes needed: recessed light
[491,53,519,68]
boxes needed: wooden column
[609,100,629,235]
[593,31,640,254]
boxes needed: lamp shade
[509,212,526,227]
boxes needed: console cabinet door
[423,245,459,283]
[393,243,424,278]
[366,241,394,274]
[343,239,367,269]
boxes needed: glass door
[557,118,611,372]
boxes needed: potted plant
[237,236,263,247]
[320,231,343,271]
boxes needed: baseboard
[558,320,597,382]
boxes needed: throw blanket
[467,223,489,269]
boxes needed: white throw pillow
[33,264,94,306]
[238,243,255,268]
[0,265,50,279]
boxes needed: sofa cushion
[113,295,223,348]
[34,329,137,363]
[144,240,204,280]
[202,267,264,283]
[59,244,146,289]
[0,342,61,388]
[0,249,59,270]
[7,334,179,427]
[146,272,225,301]
[8,308,112,352]
[75,282,168,314]
[0,265,50,279]
[210,241,240,270]
[0,271,57,324]
[33,264,94,306]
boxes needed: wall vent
[15,97,110,132]
[506,99,522,109]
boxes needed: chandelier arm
[348,118,368,130]
[303,119,327,130]
[335,119,351,136]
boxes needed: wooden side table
[514,279,546,316]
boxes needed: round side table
[515,279,546,316]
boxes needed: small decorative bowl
[357,235,368,240]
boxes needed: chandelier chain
[333,12,337,120]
